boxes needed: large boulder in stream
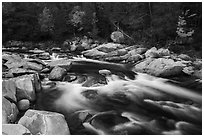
[49,66,67,81]
[18,109,70,135]
[14,74,41,101]
[133,58,185,77]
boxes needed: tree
[38,7,54,33]
[69,6,86,36]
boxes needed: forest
[2,2,202,56]
[2,2,202,135]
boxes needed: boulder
[128,48,147,56]
[111,31,124,43]
[2,53,22,62]
[8,68,36,76]
[145,47,160,58]
[4,58,26,69]
[17,99,30,111]
[48,59,72,68]
[2,79,17,102]
[157,48,170,56]
[97,43,124,53]
[178,54,192,61]
[182,66,194,75]
[14,74,39,101]
[133,58,185,77]
[127,54,142,63]
[24,62,43,71]
[117,48,128,56]
[2,97,19,124]
[2,124,31,135]
[82,48,107,58]
[18,109,70,135]
[49,66,67,81]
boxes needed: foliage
[69,6,86,33]
[2,2,202,51]
[38,7,54,33]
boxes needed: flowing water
[3,49,202,135]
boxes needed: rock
[136,47,148,54]
[51,47,61,52]
[133,58,185,77]
[38,52,51,60]
[4,58,26,69]
[68,110,95,133]
[18,109,70,135]
[111,31,124,43]
[182,66,194,75]
[49,66,67,81]
[70,41,78,51]
[128,48,147,56]
[48,59,72,68]
[41,68,51,73]
[127,54,142,63]
[193,70,202,79]
[81,37,91,50]
[105,56,123,62]
[157,48,170,56]
[178,54,192,61]
[82,48,107,58]
[117,48,128,56]
[63,74,77,82]
[14,74,38,101]
[25,58,46,66]
[2,79,17,102]
[97,43,124,53]
[8,68,36,76]
[2,72,14,78]
[2,97,19,124]
[2,124,31,135]
[18,99,30,111]
[145,47,160,58]
[24,62,43,71]
[193,59,202,69]
[29,49,45,54]
[2,53,22,62]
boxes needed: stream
[2,48,202,135]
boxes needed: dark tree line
[2,2,202,50]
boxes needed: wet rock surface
[18,109,70,135]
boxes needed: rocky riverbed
[2,41,202,135]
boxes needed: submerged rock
[18,109,70,135]
[2,124,31,135]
